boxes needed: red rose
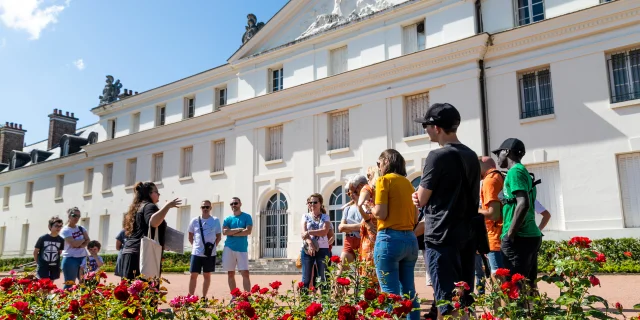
[269,281,282,290]
[338,305,358,320]
[377,293,386,304]
[17,278,31,286]
[364,288,377,301]
[336,277,351,286]
[454,281,470,291]
[388,294,402,302]
[568,237,592,248]
[231,288,242,297]
[1,277,14,290]
[615,302,623,312]
[501,282,520,299]
[309,285,315,292]
[330,256,341,264]
[495,268,510,277]
[305,302,323,318]
[595,253,606,263]
[114,285,130,301]
[453,301,461,309]
[624,251,632,257]
[259,288,269,294]
[481,312,495,319]
[251,284,260,293]
[11,301,29,314]
[99,271,108,279]
[510,273,526,284]
[297,281,304,289]
[68,300,80,314]
[372,309,390,318]
[589,275,600,286]
[357,300,369,310]
[280,314,292,320]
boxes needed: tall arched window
[411,176,421,191]
[328,186,346,247]
[261,192,288,258]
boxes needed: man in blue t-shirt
[222,197,253,293]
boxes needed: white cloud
[73,58,84,70]
[0,0,66,40]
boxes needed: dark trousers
[501,235,542,287]
[426,239,475,315]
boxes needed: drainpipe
[478,35,492,156]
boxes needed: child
[85,240,104,273]
[33,216,65,280]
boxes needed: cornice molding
[0,153,87,182]
[486,3,640,59]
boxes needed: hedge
[2,238,639,273]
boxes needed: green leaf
[585,295,608,310]
[585,309,615,320]
[634,304,640,310]
[436,300,450,307]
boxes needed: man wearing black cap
[412,103,480,318]
[493,138,542,287]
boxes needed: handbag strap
[198,217,206,243]
[141,202,158,241]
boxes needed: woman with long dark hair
[120,182,181,279]
[371,149,420,320]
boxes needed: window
[107,119,116,140]
[404,92,429,137]
[103,163,113,191]
[266,125,283,161]
[618,153,640,228]
[2,187,9,208]
[270,67,284,92]
[212,140,225,173]
[330,46,348,76]
[411,177,421,191]
[266,193,288,211]
[20,224,29,256]
[519,68,554,119]
[181,146,193,178]
[178,206,191,250]
[184,97,195,119]
[527,162,565,231]
[126,158,137,187]
[99,215,110,253]
[607,48,640,103]
[152,153,163,182]
[216,87,227,109]
[329,110,350,150]
[0,226,5,256]
[262,193,288,258]
[516,0,545,26]
[156,105,166,126]
[329,186,346,247]
[25,181,34,204]
[55,175,64,200]
[402,21,426,55]
[84,168,93,195]
[131,112,140,133]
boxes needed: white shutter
[178,206,191,250]
[132,113,140,133]
[85,169,93,195]
[100,215,110,253]
[103,164,113,191]
[55,175,64,199]
[526,162,564,231]
[213,140,225,172]
[330,111,349,150]
[127,159,137,187]
[20,224,29,256]
[618,153,640,227]
[182,147,193,178]
[152,153,163,182]
[404,92,429,137]
[402,24,418,55]
[330,46,348,76]
[0,226,5,255]
[26,182,34,204]
[267,125,283,161]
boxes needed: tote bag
[140,225,162,279]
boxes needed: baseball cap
[413,103,461,130]
[492,138,526,156]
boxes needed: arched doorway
[328,186,347,254]
[260,192,289,258]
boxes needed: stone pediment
[229,0,413,63]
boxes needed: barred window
[404,92,429,137]
[181,147,193,178]
[212,140,225,173]
[152,153,163,183]
[607,48,640,103]
[519,68,554,119]
[267,125,283,161]
[329,110,349,150]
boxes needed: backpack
[498,169,541,205]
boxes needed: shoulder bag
[198,217,216,258]
[140,204,163,279]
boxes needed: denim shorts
[190,255,216,273]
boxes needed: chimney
[48,108,78,150]
[0,122,27,164]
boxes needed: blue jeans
[374,229,420,320]
[301,248,330,290]
[475,253,485,295]
[61,256,84,288]
[487,251,504,274]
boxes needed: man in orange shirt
[478,156,505,277]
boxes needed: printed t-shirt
[61,226,88,257]
[301,213,331,249]
[86,256,104,272]
[34,234,64,267]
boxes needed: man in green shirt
[493,138,542,287]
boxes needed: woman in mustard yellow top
[371,149,420,320]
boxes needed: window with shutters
[617,153,640,228]
[20,224,29,256]
[211,140,225,173]
[25,181,34,205]
[178,206,191,250]
[55,175,64,200]
[103,163,113,192]
[606,47,640,103]
[329,46,348,76]
[329,110,350,151]
[266,125,283,162]
[131,112,140,133]
[99,215,110,253]
[519,68,554,119]
[184,97,195,119]
[404,92,429,137]
[515,0,545,26]
[152,153,163,183]
[526,162,564,231]
[84,169,93,195]
[126,158,137,187]
[2,187,9,208]
[216,87,227,109]
[181,146,193,178]
[156,105,166,126]
[107,119,116,140]
[0,226,5,256]
[270,67,284,92]
[402,21,425,55]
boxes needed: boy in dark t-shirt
[33,216,65,280]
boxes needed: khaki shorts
[222,247,249,272]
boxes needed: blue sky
[0,0,289,145]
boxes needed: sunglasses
[230,202,239,206]
[422,123,429,129]
[307,201,319,205]
[70,213,80,218]
[201,206,211,209]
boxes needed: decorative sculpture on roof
[242,13,265,44]
[332,0,343,16]
[98,75,123,105]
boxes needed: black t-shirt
[34,234,65,267]
[122,202,167,254]
[420,143,480,246]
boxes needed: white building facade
[1,0,639,260]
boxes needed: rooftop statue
[98,75,123,105]
[242,13,265,44]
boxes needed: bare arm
[149,198,181,228]
[33,248,39,263]
[65,237,84,248]
[371,203,388,221]
[413,186,433,208]
[307,223,329,237]
[338,220,361,232]
[234,225,253,236]
[414,220,425,237]
[115,239,123,251]
[506,191,530,241]
[479,201,502,221]
[188,232,194,245]
[215,233,221,247]
[538,210,551,231]
[93,256,104,268]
